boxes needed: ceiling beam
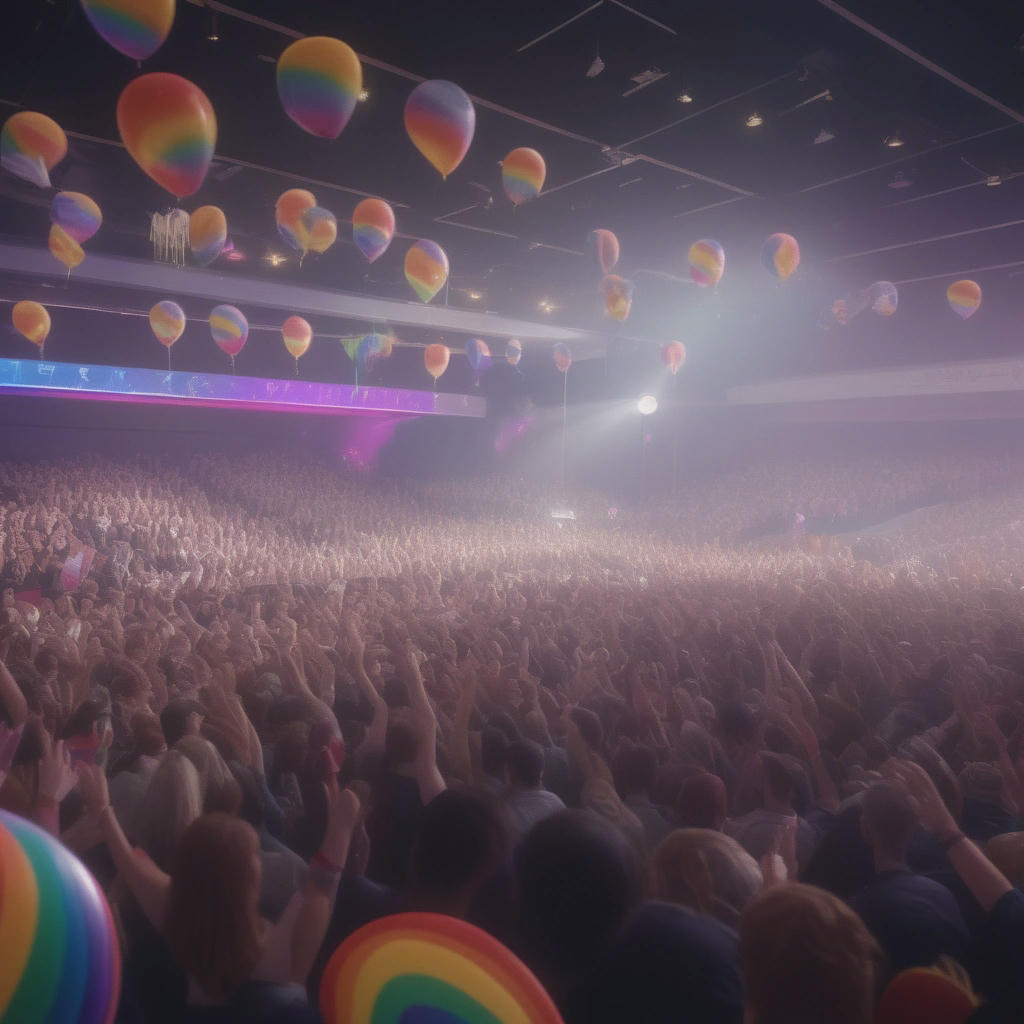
[814,0,1024,124]
[823,218,1024,263]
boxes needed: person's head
[741,883,882,1024]
[718,702,759,752]
[515,810,642,986]
[164,814,263,1001]
[860,782,916,865]
[159,699,204,748]
[410,790,507,914]
[175,734,242,816]
[613,744,658,800]
[480,726,508,780]
[135,750,203,870]
[677,772,728,830]
[505,739,545,790]
[760,752,803,812]
[651,829,763,928]
[569,707,603,752]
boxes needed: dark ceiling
[1,0,1023,398]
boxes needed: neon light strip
[0,358,486,418]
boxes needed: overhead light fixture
[884,134,904,148]
[586,51,605,78]
[887,171,913,189]
[538,298,558,314]
[677,91,693,104]
[467,290,483,301]
[623,69,667,97]
[205,3,219,41]
[814,128,835,144]
[266,252,286,267]
[637,394,658,416]
[986,174,1002,187]
[358,89,369,102]
[746,113,764,128]
[224,250,245,262]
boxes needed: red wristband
[311,850,343,874]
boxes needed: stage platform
[0,357,486,419]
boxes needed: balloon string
[295,359,299,377]
[168,349,172,372]
[230,355,235,374]
[560,370,568,494]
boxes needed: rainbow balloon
[662,340,686,375]
[50,192,102,244]
[589,229,619,275]
[1,111,68,189]
[761,233,800,281]
[80,0,176,61]
[276,36,362,139]
[601,274,633,322]
[276,188,316,254]
[404,80,475,179]
[209,304,248,363]
[424,343,450,381]
[116,73,216,198]
[688,239,725,287]
[189,205,226,266]
[869,281,898,317]
[357,331,393,372]
[0,809,121,1024]
[405,240,449,303]
[11,301,51,350]
[48,225,85,272]
[502,147,546,206]
[149,301,186,348]
[352,198,395,263]
[319,912,563,1024]
[282,316,312,363]
[301,206,337,254]
[506,338,522,367]
[553,343,572,373]
[465,339,491,384]
[947,279,981,320]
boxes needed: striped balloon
[352,198,395,263]
[688,239,724,287]
[49,225,85,272]
[947,279,981,320]
[81,0,175,61]
[502,147,546,206]
[116,73,216,198]
[405,240,449,303]
[506,338,522,366]
[761,233,800,281]
[149,301,186,348]
[209,304,248,362]
[0,809,121,1024]
[1,111,67,189]
[188,205,227,266]
[282,316,312,361]
[276,188,316,254]
[553,343,572,373]
[869,281,898,317]
[301,206,337,254]
[50,192,102,244]
[404,80,475,179]
[277,36,362,139]
[424,343,449,381]
[589,229,619,275]
[661,341,686,375]
[601,274,633,322]
[12,301,51,349]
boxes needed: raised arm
[343,617,387,758]
[403,643,446,804]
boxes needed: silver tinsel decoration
[150,209,189,266]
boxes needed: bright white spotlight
[637,394,658,416]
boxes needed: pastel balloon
[209,304,248,359]
[502,147,546,206]
[352,198,395,263]
[281,316,312,360]
[1,111,68,189]
[405,240,449,303]
[589,229,619,274]
[688,239,724,287]
[276,188,316,253]
[277,36,362,139]
[761,233,800,281]
[553,343,572,373]
[12,301,51,348]
[149,300,186,347]
[947,279,981,320]
[358,331,392,371]
[424,343,450,380]
[117,73,216,198]
[465,339,491,383]
[404,80,475,179]
[506,338,522,366]
[662,340,686,374]
[320,912,564,1024]
[869,281,898,316]
[0,809,122,1024]
[189,205,226,266]
[80,0,176,61]
[48,225,85,271]
[50,192,102,243]
[601,274,633,322]
[301,206,337,254]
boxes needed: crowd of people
[2,446,1024,1023]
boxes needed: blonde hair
[135,750,203,870]
[651,828,762,927]
[175,734,241,814]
